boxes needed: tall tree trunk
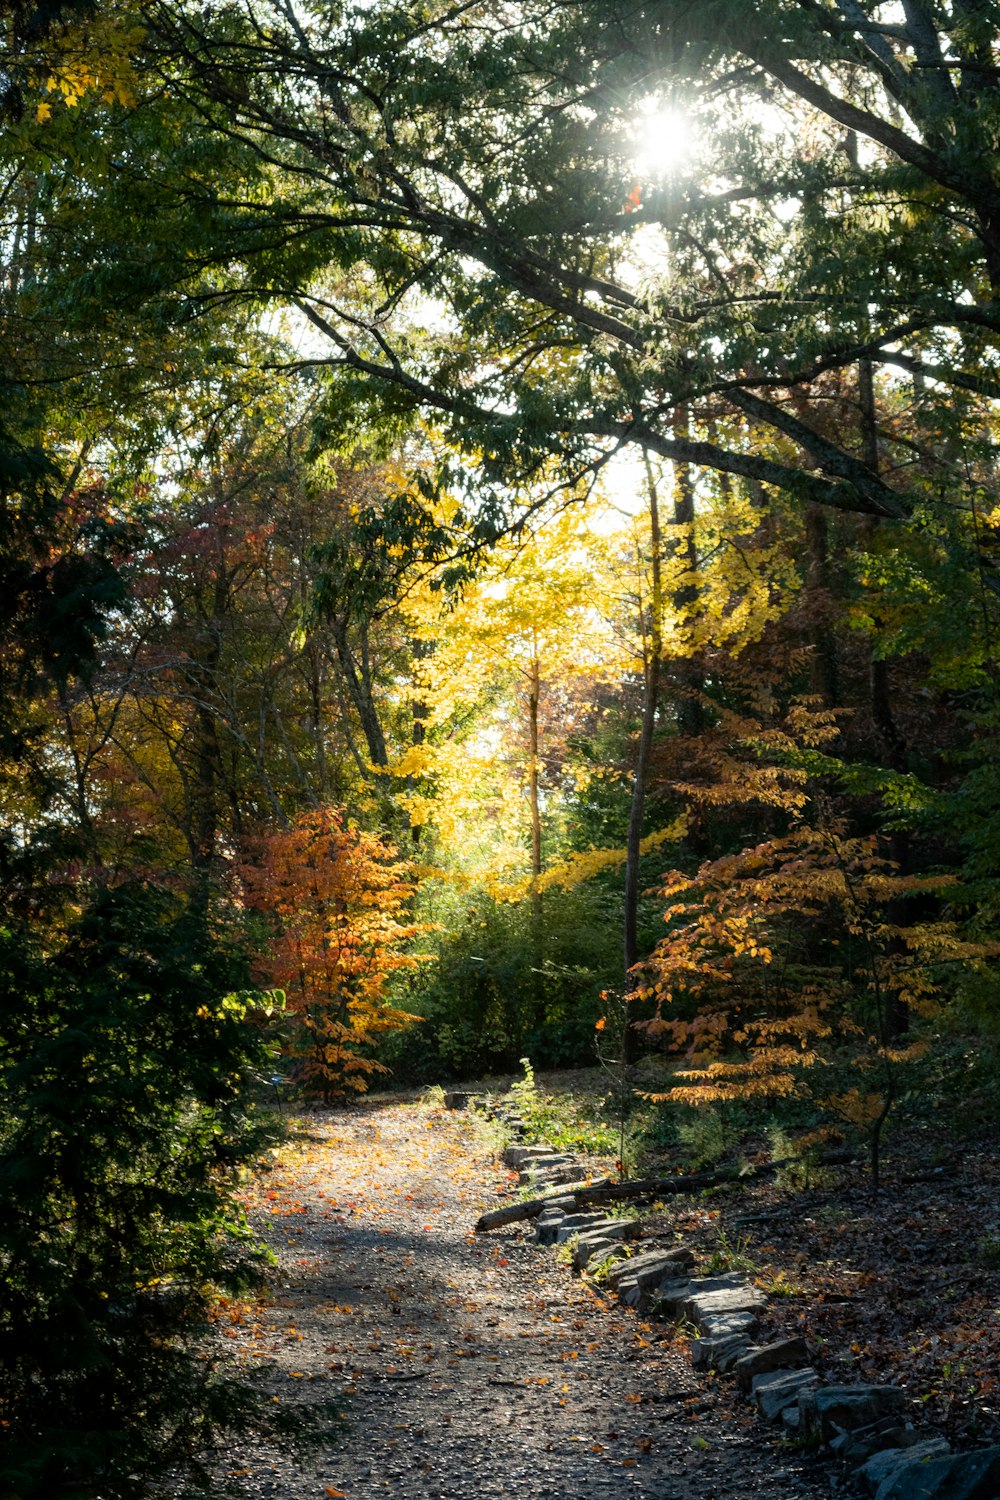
[860,359,907,771]
[805,504,840,708]
[56,684,102,865]
[860,358,909,1038]
[186,508,229,880]
[528,649,544,1034]
[672,407,705,739]
[623,459,664,1059]
[305,635,329,797]
[409,637,431,845]
[528,651,542,883]
[333,621,388,767]
[188,657,222,871]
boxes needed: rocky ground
[211,1097,849,1500]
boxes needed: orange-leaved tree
[635,704,997,1189]
[239,809,425,1099]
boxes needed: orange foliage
[636,811,996,1181]
[239,809,425,1099]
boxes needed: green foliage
[380,880,622,1083]
[976,1234,1000,1272]
[767,1125,836,1192]
[584,1249,627,1285]
[0,882,286,1500]
[501,1059,620,1156]
[6,0,1000,1479]
[704,1227,757,1277]
[616,1100,680,1176]
[675,1106,730,1170]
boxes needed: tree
[0,881,287,1500]
[309,454,455,777]
[635,690,1000,1189]
[239,808,424,1099]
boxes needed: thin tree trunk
[860,361,906,773]
[860,358,909,1039]
[528,651,542,883]
[409,637,431,845]
[623,458,664,1058]
[528,649,544,1033]
[333,622,388,767]
[672,407,704,739]
[805,505,840,708]
[305,635,329,796]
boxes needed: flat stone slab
[873,1446,1000,1500]
[554,1213,613,1242]
[859,1439,951,1490]
[648,1277,695,1315]
[574,1237,631,1271]
[574,1217,642,1247]
[536,1196,575,1215]
[649,1270,742,1313]
[520,1165,578,1185]
[800,1385,907,1444]
[691,1331,752,1372]
[686,1272,747,1291]
[830,1419,942,1468]
[562,1222,646,1266]
[618,1274,676,1310]
[752,1367,819,1422]
[681,1284,767,1326]
[503,1143,559,1168]
[716,1338,756,1374]
[700,1310,759,1338]
[606,1246,695,1292]
[735,1336,809,1391]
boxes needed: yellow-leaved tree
[397,502,629,874]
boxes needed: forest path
[220,1099,833,1500]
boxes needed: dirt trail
[219,1100,839,1500]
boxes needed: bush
[0,881,285,1500]
[380,880,621,1084]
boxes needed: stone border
[472,1101,1000,1500]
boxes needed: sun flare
[631,102,695,178]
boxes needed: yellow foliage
[387,744,434,779]
[825,1088,887,1130]
[486,818,687,903]
[30,11,144,119]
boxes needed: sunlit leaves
[239,808,426,1098]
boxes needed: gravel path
[220,1100,841,1499]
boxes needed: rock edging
[474,1116,1000,1500]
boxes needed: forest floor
[472,1063,1000,1452]
[653,1117,1000,1452]
[210,1095,849,1500]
